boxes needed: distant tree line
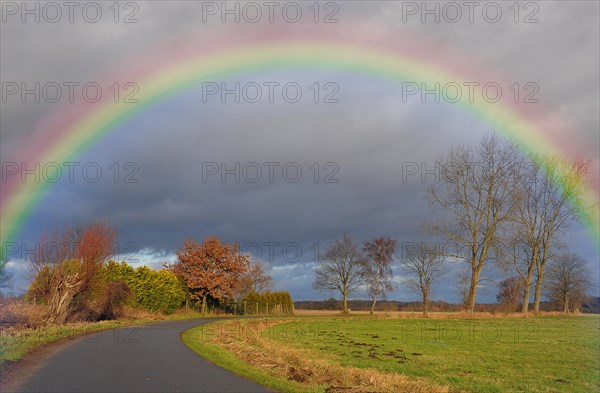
[295,299,463,313]
[294,298,600,314]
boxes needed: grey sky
[1,1,599,302]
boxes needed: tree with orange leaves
[171,236,249,313]
[27,222,116,324]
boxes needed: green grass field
[184,315,600,393]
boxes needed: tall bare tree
[546,252,592,313]
[400,243,445,315]
[313,234,365,313]
[502,229,535,313]
[362,237,396,314]
[500,154,588,313]
[427,134,520,313]
[528,156,588,312]
[506,158,546,313]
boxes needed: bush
[104,261,186,314]
[24,260,187,321]
[25,265,52,304]
[98,280,131,320]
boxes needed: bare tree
[546,253,592,313]
[236,260,274,297]
[496,276,525,313]
[400,243,445,315]
[527,157,588,313]
[427,134,520,313]
[362,237,396,314]
[501,229,535,313]
[27,229,72,302]
[500,154,587,313]
[504,158,544,314]
[313,234,365,313]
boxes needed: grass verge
[182,318,447,393]
[183,315,600,393]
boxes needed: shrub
[25,265,53,305]
[104,261,186,314]
[98,280,131,320]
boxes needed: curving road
[4,319,271,393]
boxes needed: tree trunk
[465,266,481,313]
[520,265,535,313]
[201,295,207,314]
[533,264,545,313]
[47,288,74,324]
[520,283,531,313]
[370,287,379,314]
[47,275,82,324]
[342,289,348,313]
[563,293,569,314]
[533,242,549,313]
[423,292,429,316]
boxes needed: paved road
[6,319,271,393]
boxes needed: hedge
[104,261,186,314]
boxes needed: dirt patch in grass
[206,319,448,393]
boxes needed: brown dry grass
[0,301,169,328]
[0,300,200,353]
[207,319,448,393]
[0,301,47,328]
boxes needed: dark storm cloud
[2,1,598,301]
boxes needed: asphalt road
[5,319,271,393]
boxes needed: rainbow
[1,30,598,251]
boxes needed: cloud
[2,2,598,302]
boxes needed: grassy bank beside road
[183,315,600,393]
